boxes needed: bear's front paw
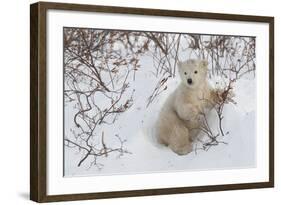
[183,106,199,121]
[171,143,193,155]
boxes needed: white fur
[156,59,217,155]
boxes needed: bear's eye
[184,72,187,75]
[194,70,198,74]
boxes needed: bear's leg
[156,109,193,155]
[168,124,193,155]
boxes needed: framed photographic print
[30,1,274,202]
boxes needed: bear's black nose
[187,78,192,85]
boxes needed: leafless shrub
[195,79,237,152]
[64,28,147,168]
[144,33,182,107]
[144,34,255,106]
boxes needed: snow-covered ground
[64,53,256,177]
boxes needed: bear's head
[177,59,208,89]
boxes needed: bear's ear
[200,60,208,68]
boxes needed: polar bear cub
[156,59,219,155]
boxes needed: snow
[64,53,256,177]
